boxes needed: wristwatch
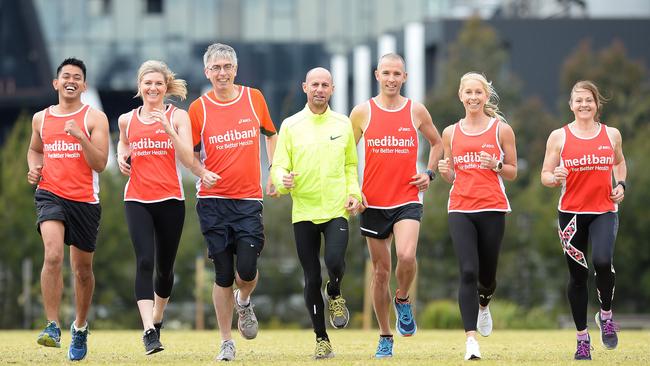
[425,169,436,181]
[492,160,503,173]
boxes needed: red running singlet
[38,104,99,203]
[189,86,276,199]
[124,104,184,202]
[559,123,616,213]
[362,98,420,209]
[448,118,510,213]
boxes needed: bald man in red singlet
[27,58,109,361]
[349,53,442,358]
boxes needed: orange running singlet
[189,86,276,199]
[362,98,420,209]
[559,123,615,213]
[448,118,510,212]
[38,104,99,203]
[124,104,184,202]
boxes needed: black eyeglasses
[206,64,234,72]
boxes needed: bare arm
[541,129,567,187]
[495,122,517,181]
[349,103,369,144]
[168,109,194,168]
[116,113,131,176]
[27,111,44,184]
[608,126,626,203]
[437,125,454,184]
[414,102,443,172]
[68,108,109,172]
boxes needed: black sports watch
[616,180,626,191]
[425,169,436,181]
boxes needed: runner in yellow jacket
[271,67,362,359]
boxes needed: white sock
[237,292,250,307]
[73,322,88,332]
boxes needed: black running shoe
[143,328,164,355]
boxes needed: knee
[372,265,391,287]
[396,251,416,269]
[303,270,322,290]
[43,253,64,269]
[324,256,344,276]
[137,257,154,274]
[459,268,478,284]
[592,256,612,274]
[73,264,94,284]
[214,271,234,288]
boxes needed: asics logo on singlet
[367,136,415,147]
[238,118,252,124]
[563,154,613,167]
[481,143,495,149]
[208,128,257,144]
[43,140,82,152]
[597,145,612,150]
[397,127,412,132]
[130,137,172,149]
[453,151,498,164]
[155,129,166,134]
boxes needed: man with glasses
[188,43,277,361]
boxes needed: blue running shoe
[375,336,393,358]
[393,296,417,336]
[37,320,61,348]
[68,323,90,361]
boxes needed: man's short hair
[203,43,238,67]
[56,58,87,80]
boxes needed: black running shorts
[360,203,423,239]
[196,198,265,259]
[34,189,101,252]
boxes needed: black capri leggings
[449,211,505,332]
[125,200,185,301]
[559,211,617,331]
[294,217,349,339]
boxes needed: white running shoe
[477,306,493,337]
[464,337,481,360]
[216,339,236,361]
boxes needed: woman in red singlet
[541,80,626,360]
[116,60,194,355]
[438,72,517,361]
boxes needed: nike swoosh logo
[339,228,347,231]
[330,135,341,140]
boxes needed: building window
[146,0,163,14]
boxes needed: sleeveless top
[362,98,421,209]
[124,104,184,202]
[448,118,510,212]
[559,123,616,213]
[38,104,99,203]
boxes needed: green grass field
[1,329,648,365]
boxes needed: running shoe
[574,336,593,360]
[143,328,164,355]
[477,306,493,337]
[234,289,258,340]
[326,282,350,329]
[374,336,393,358]
[153,321,163,339]
[393,294,417,336]
[464,337,481,360]
[595,312,619,349]
[68,323,90,361]
[37,320,61,348]
[314,337,334,359]
[216,339,236,361]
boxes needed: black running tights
[125,200,185,301]
[293,218,349,339]
[449,211,505,332]
[559,212,617,331]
